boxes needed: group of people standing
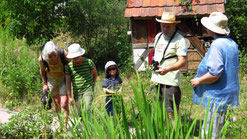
[39,11,240,139]
[39,42,122,129]
[151,11,239,139]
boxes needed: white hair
[42,41,60,61]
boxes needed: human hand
[117,91,121,96]
[43,84,49,91]
[190,78,200,87]
[68,96,75,105]
[155,66,169,75]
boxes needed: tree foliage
[0,0,132,70]
[64,0,132,69]
[1,0,247,69]
[1,0,68,45]
[226,0,247,50]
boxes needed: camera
[41,90,52,110]
[151,60,159,71]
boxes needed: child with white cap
[102,61,122,116]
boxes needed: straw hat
[156,12,181,24]
[67,43,85,59]
[201,12,230,35]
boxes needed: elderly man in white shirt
[151,12,189,120]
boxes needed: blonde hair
[42,41,60,61]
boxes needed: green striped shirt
[65,58,95,93]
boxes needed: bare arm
[103,88,116,94]
[38,56,48,91]
[103,85,122,95]
[66,74,74,105]
[190,72,221,87]
[156,56,186,75]
[91,68,97,83]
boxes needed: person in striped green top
[65,43,97,116]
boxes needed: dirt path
[0,108,17,123]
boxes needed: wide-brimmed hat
[156,12,181,24]
[67,43,85,59]
[201,12,230,35]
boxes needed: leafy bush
[0,107,54,138]
[0,27,41,108]
[239,49,247,73]
[64,0,132,70]
[226,0,247,51]
[1,0,69,45]
[91,28,132,71]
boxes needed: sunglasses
[107,68,116,71]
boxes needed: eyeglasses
[107,68,116,71]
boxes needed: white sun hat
[156,12,181,24]
[201,12,230,35]
[67,43,85,59]
[105,61,117,70]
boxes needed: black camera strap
[153,29,178,64]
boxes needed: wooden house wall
[131,19,147,45]
[131,18,160,70]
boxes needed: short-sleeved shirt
[151,32,189,86]
[65,58,95,93]
[193,36,240,112]
[102,76,122,92]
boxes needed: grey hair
[42,41,60,61]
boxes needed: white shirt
[151,32,189,86]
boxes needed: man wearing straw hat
[151,12,189,120]
[190,12,239,138]
[65,43,97,116]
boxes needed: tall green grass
[66,72,230,139]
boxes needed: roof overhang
[124,0,225,18]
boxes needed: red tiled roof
[125,0,225,17]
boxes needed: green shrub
[239,49,247,73]
[0,27,41,108]
[0,107,54,138]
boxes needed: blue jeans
[105,96,120,116]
